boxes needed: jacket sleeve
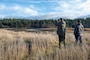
[81,25,84,33]
[74,25,78,34]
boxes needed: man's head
[58,18,63,22]
[77,20,81,24]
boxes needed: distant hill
[77,15,90,19]
[1,14,90,20]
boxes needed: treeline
[0,18,90,28]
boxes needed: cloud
[0,4,39,17]
[79,0,90,13]
[53,0,90,18]
[0,0,90,19]
[0,4,5,10]
[0,14,6,18]
[12,5,38,16]
[24,8,38,16]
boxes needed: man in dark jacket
[74,20,84,46]
[56,18,66,48]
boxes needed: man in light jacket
[74,20,84,46]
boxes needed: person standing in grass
[56,18,66,48]
[74,20,84,46]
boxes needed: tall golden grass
[0,29,90,60]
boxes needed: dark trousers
[58,35,66,48]
[74,34,82,45]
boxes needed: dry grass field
[0,29,90,60]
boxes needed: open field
[4,28,90,32]
[0,29,90,60]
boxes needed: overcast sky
[0,0,90,19]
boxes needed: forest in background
[0,18,90,28]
